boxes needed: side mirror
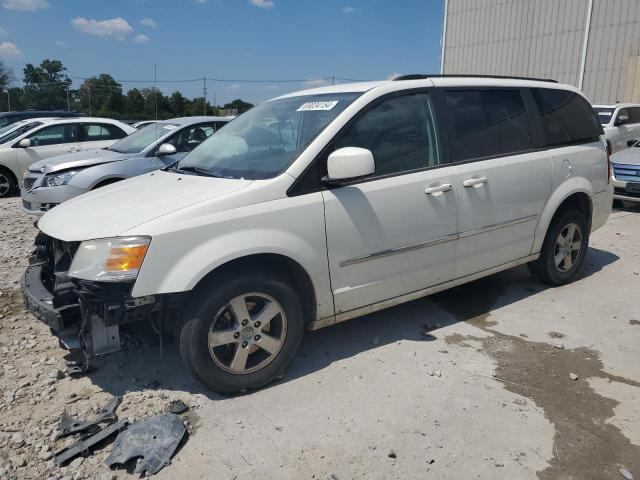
[615,114,629,126]
[325,147,375,183]
[157,143,177,156]
[19,138,31,148]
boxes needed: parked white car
[593,103,640,153]
[22,75,612,393]
[0,117,135,197]
[611,140,640,204]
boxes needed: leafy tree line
[0,59,254,120]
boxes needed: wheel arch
[192,253,317,326]
[532,180,594,254]
[91,177,125,190]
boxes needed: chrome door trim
[339,214,538,267]
[457,214,538,239]
[339,233,458,267]
[309,253,540,330]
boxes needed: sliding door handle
[463,177,487,187]
[424,183,453,195]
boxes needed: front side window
[175,93,361,179]
[444,89,532,161]
[333,92,439,177]
[532,88,602,146]
[82,123,126,141]
[27,124,77,146]
[107,122,179,154]
[166,123,216,153]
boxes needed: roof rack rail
[393,74,558,83]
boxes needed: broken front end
[21,233,181,362]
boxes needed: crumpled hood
[38,171,252,241]
[29,149,130,174]
[611,148,640,166]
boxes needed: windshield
[173,93,361,179]
[108,122,178,154]
[593,107,615,126]
[0,121,43,144]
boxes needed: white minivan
[22,75,612,393]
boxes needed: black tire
[528,210,589,285]
[178,271,305,393]
[0,167,17,198]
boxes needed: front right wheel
[528,210,589,285]
[178,271,305,393]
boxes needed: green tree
[169,91,186,117]
[21,59,72,110]
[223,98,254,114]
[124,88,145,118]
[78,74,123,117]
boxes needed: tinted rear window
[532,88,602,146]
[443,89,533,160]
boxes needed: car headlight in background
[69,237,151,282]
[44,170,80,187]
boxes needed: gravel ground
[0,195,638,480]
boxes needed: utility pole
[332,75,335,85]
[203,76,207,115]
[66,86,70,111]
[6,90,10,111]
[88,85,92,116]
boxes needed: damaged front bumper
[21,233,179,358]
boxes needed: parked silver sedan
[21,116,232,215]
[611,140,640,204]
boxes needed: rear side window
[629,107,640,123]
[82,123,127,141]
[531,88,602,146]
[334,92,440,177]
[443,89,533,161]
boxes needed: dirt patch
[548,331,565,339]
[630,319,640,326]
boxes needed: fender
[531,176,593,254]
[131,225,334,320]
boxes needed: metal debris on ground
[54,420,127,466]
[619,467,634,480]
[106,413,186,476]
[56,396,121,439]
[167,399,189,415]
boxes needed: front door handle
[463,177,487,188]
[424,183,453,195]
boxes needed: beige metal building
[441,0,640,103]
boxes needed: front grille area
[614,187,640,198]
[33,232,80,303]
[612,163,640,182]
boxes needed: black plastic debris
[56,396,121,439]
[54,420,127,465]
[106,414,186,476]
[167,400,189,415]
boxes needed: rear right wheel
[528,210,589,285]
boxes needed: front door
[322,92,459,315]
[440,88,552,279]
[15,123,80,178]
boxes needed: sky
[0,0,445,105]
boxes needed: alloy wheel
[554,222,583,272]
[0,172,10,197]
[207,292,287,374]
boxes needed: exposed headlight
[69,237,151,282]
[44,170,79,187]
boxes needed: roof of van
[274,75,581,100]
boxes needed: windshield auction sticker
[297,101,339,112]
